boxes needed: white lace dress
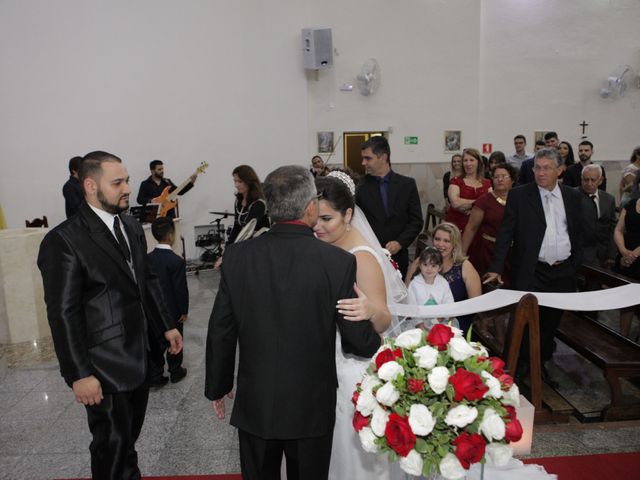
[328,245,403,480]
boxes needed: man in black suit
[62,155,84,218]
[38,151,183,480]
[485,148,584,376]
[578,164,617,266]
[148,217,189,384]
[355,136,423,277]
[563,140,607,191]
[205,165,380,480]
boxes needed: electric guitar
[152,161,209,217]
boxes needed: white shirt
[507,152,533,168]
[537,184,571,264]
[154,243,173,251]
[88,203,134,273]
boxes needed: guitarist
[137,160,197,219]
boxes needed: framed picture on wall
[444,130,461,153]
[317,131,334,153]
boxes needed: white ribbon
[388,284,640,319]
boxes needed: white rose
[448,337,477,361]
[479,408,505,441]
[395,329,423,349]
[481,371,503,399]
[356,388,379,416]
[358,427,378,453]
[485,443,513,466]
[378,361,404,382]
[376,382,400,407]
[414,345,439,370]
[360,374,382,392]
[370,406,390,437]
[428,366,450,394]
[408,404,435,436]
[439,453,466,480]
[399,449,424,476]
[472,342,489,357]
[450,326,464,338]
[444,404,478,428]
[502,384,520,407]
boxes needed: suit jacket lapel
[525,183,546,225]
[80,204,137,283]
[560,185,577,233]
[387,172,399,215]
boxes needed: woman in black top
[215,165,270,268]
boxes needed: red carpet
[523,451,640,479]
[64,452,640,479]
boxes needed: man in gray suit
[578,164,617,266]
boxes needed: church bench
[555,264,640,421]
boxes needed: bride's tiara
[327,170,356,196]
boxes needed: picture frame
[444,130,461,153]
[317,131,334,153]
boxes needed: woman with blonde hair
[406,222,482,334]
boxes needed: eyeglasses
[493,174,511,180]
[533,165,557,172]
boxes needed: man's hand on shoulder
[164,328,183,355]
[72,375,103,406]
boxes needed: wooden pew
[415,203,446,257]
[475,292,573,424]
[555,264,640,421]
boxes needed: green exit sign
[404,136,418,145]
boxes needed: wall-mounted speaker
[302,28,333,70]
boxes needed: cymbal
[209,211,232,216]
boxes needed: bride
[314,171,407,480]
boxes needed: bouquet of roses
[352,324,523,479]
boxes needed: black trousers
[523,260,576,363]
[148,322,183,378]
[85,386,149,480]
[238,429,333,480]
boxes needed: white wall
[1,0,639,258]
[479,0,640,160]
[0,0,308,258]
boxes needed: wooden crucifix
[579,120,589,136]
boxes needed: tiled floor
[0,270,639,479]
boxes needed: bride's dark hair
[315,176,354,215]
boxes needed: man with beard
[563,140,607,190]
[38,151,183,480]
[137,159,196,218]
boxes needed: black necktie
[590,194,599,218]
[113,216,131,262]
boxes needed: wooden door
[343,131,385,175]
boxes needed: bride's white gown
[328,245,403,480]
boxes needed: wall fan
[599,64,635,99]
[357,58,381,96]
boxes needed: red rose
[449,368,489,402]
[505,418,523,442]
[504,405,516,420]
[427,323,454,351]
[352,390,360,406]
[407,378,426,393]
[352,410,370,432]
[498,373,514,390]
[384,413,416,457]
[452,432,486,469]
[489,357,506,376]
[375,348,402,369]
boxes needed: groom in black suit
[205,165,381,480]
[485,148,584,374]
[38,151,183,479]
[355,136,423,277]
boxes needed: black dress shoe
[149,376,169,388]
[170,367,187,384]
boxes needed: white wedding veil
[326,171,408,333]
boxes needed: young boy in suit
[148,217,189,384]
